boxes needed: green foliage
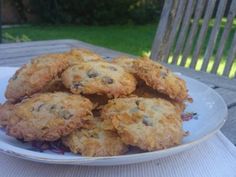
[11,0,28,22]
[62,0,138,25]
[11,0,163,25]
[3,32,31,42]
[130,0,163,24]
[29,0,70,24]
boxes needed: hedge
[12,0,164,25]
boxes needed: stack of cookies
[0,48,191,157]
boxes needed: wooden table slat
[1,44,70,55]
[221,106,236,144]
[166,64,236,91]
[0,39,78,50]
[215,88,236,107]
[70,41,130,58]
[0,45,71,60]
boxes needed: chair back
[150,0,236,78]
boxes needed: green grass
[3,21,236,78]
[3,24,156,56]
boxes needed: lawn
[3,24,156,56]
[3,21,236,78]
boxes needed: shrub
[12,0,163,25]
[130,0,163,24]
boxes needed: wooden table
[1,39,236,144]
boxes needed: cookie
[111,56,136,73]
[62,118,128,156]
[0,102,15,127]
[84,94,109,110]
[6,92,93,141]
[62,61,137,98]
[101,97,184,151]
[40,78,68,93]
[66,48,103,65]
[133,58,188,101]
[5,54,69,102]
[133,83,186,113]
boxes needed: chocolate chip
[60,106,65,110]
[108,66,118,71]
[72,82,83,89]
[36,104,44,112]
[87,69,98,78]
[91,133,99,138]
[104,56,112,59]
[102,76,113,84]
[49,104,58,113]
[142,115,153,126]
[50,104,57,110]
[59,110,73,120]
[135,100,140,106]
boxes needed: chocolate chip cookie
[111,56,136,73]
[5,54,69,102]
[62,118,128,156]
[133,83,186,113]
[6,92,93,141]
[101,97,184,151]
[66,48,103,65]
[62,61,137,98]
[133,58,188,101]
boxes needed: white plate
[0,67,227,166]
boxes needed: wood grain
[190,0,216,69]
[171,0,196,64]
[221,106,236,144]
[180,0,206,66]
[150,0,176,61]
[223,32,236,77]
[201,0,227,71]
[160,0,187,62]
[212,0,236,74]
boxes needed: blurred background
[1,0,236,77]
[2,0,164,56]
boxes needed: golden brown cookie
[111,56,136,73]
[133,58,188,101]
[40,78,68,93]
[6,92,93,141]
[62,118,128,156]
[84,94,109,110]
[62,61,137,98]
[5,54,69,101]
[101,97,184,151]
[66,48,103,65]
[133,83,186,113]
[0,102,15,127]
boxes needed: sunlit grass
[169,55,235,78]
[193,17,236,27]
[143,49,235,78]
